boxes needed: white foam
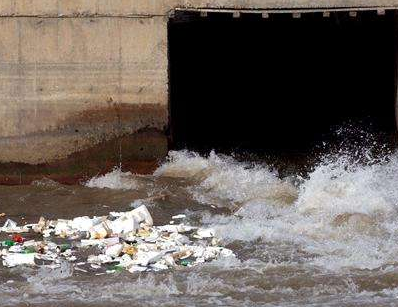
[295,154,396,218]
[85,168,138,190]
[157,150,398,271]
[155,150,297,207]
[154,150,212,178]
[3,272,180,305]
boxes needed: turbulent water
[1,138,398,306]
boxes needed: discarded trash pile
[0,205,234,274]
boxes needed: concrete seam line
[0,14,166,19]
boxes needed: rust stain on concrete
[0,103,168,165]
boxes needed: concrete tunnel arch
[168,8,398,154]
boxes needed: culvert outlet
[169,9,398,154]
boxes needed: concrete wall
[0,0,397,183]
[0,16,168,163]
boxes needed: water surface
[1,139,398,306]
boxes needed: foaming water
[2,138,398,306]
[155,150,298,208]
[155,149,398,271]
[85,168,140,190]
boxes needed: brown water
[2,143,398,306]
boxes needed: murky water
[2,130,398,306]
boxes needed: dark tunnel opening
[168,10,398,156]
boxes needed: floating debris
[0,205,234,274]
[3,253,36,267]
[172,214,186,220]
[1,219,29,233]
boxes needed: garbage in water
[0,205,234,274]
[12,234,24,243]
[3,253,36,267]
[172,214,186,219]
[1,219,29,233]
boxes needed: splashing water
[3,136,398,306]
[155,150,298,208]
[156,150,398,271]
[85,168,139,190]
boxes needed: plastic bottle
[2,240,15,247]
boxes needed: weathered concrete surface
[0,0,396,183]
[0,17,167,139]
[0,15,168,182]
[0,129,167,185]
[0,103,168,163]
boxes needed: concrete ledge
[0,0,397,17]
[0,128,168,185]
[0,103,168,164]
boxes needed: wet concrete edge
[0,128,168,185]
